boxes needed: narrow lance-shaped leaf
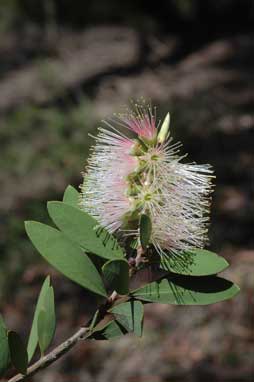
[140,214,152,250]
[132,275,240,305]
[160,248,229,276]
[102,259,129,295]
[27,276,50,362]
[0,315,10,376]
[47,201,124,260]
[132,301,144,337]
[37,286,56,355]
[63,185,80,209]
[8,331,28,375]
[90,319,128,340]
[110,300,144,337]
[25,221,107,297]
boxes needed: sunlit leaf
[160,249,229,276]
[132,275,240,305]
[63,185,80,209]
[8,331,28,375]
[27,276,50,362]
[25,221,107,297]
[140,214,152,250]
[37,286,56,354]
[0,315,10,376]
[102,259,129,294]
[47,201,124,260]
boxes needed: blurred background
[0,1,253,381]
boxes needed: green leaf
[132,275,240,305]
[160,249,229,276]
[25,221,107,297]
[91,319,127,340]
[27,276,50,362]
[0,315,10,376]
[100,320,126,340]
[63,185,80,209]
[8,331,28,375]
[37,286,56,354]
[140,214,152,250]
[102,259,129,294]
[47,201,124,260]
[110,300,144,336]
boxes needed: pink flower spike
[109,101,157,140]
[81,101,214,258]
[124,113,156,140]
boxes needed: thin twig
[8,326,90,382]
[8,247,145,381]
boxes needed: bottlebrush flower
[81,101,214,257]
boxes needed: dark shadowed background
[0,1,253,381]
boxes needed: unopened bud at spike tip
[157,112,170,144]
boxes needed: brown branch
[8,246,145,381]
[8,326,90,382]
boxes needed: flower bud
[157,112,170,144]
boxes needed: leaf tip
[24,220,36,235]
[24,220,31,228]
[65,185,75,193]
[234,283,241,295]
[219,256,230,271]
